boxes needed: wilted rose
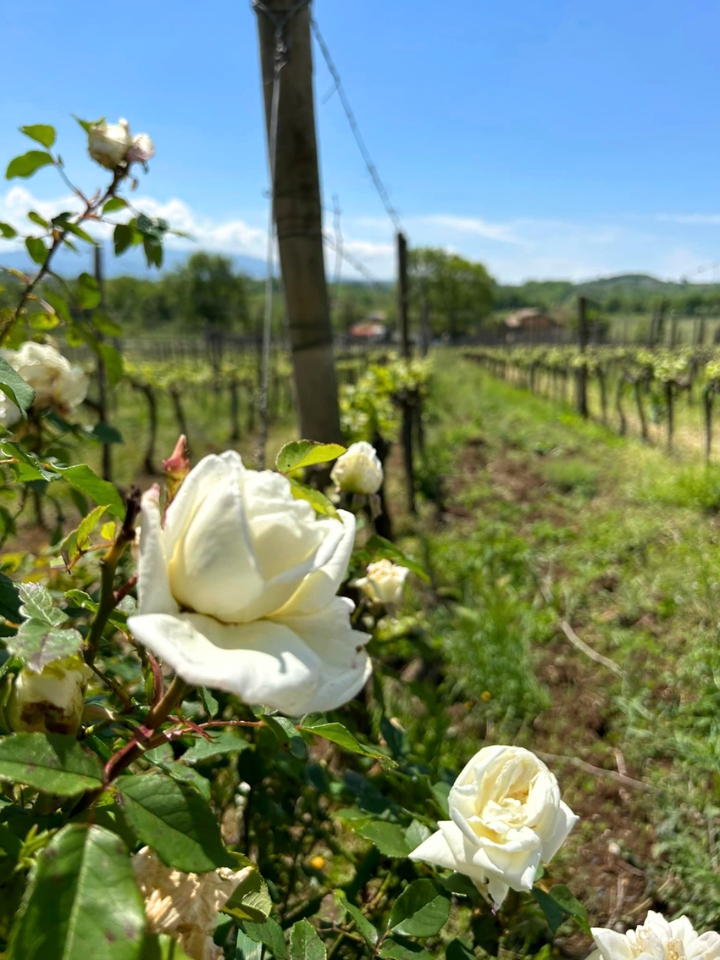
[409,745,577,905]
[8,657,92,736]
[126,132,155,165]
[128,452,371,715]
[0,341,88,427]
[355,558,408,605]
[590,911,720,960]
[330,441,383,495]
[132,846,251,960]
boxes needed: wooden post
[420,297,430,357]
[255,0,343,444]
[397,232,410,359]
[94,246,112,482]
[576,295,589,418]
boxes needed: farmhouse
[503,308,561,334]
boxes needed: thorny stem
[83,485,141,667]
[1,164,126,345]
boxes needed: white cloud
[6,186,720,284]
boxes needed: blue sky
[2,0,720,282]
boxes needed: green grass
[402,353,720,930]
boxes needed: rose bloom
[356,559,408,605]
[409,745,577,905]
[128,452,371,715]
[87,118,154,169]
[590,912,720,960]
[330,441,383,495]
[8,656,92,736]
[0,341,88,428]
[132,846,251,960]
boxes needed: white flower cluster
[0,341,88,427]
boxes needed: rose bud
[8,656,93,736]
[355,559,409,606]
[87,118,134,169]
[330,441,383,495]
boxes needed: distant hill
[0,243,268,280]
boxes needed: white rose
[0,341,89,427]
[590,912,720,960]
[87,118,133,169]
[409,745,578,905]
[355,559,408,605]
[127,452,371,715]
[126,132,155,165]
[132,846,251,960]
[330,441,383,495]
[8,657,93,736]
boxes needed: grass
[396,353,720,932]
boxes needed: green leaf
[276,440,346,474]
[446,939,477,960]
[388,880,450,938]
[354,821,411,858]
[532,886,565,933]
[18,582,66,625]
[7,620,82,672]
[242,918,287,959]
[236,932,263,960]
[116,773,234,873]
[20,124,56,149]
[55,463,125,517]
[102,197,128,214]
[0,733,104,796]
[91,310,123,336]
[141,934,194,959]
[43,291,72,324]
[379,941,433,960]
[365,535,429,582]
[73,115,105,134]
[289,480,340,521]
[77,272,101,310]
[29,311,60,331]
[0,222,17,238]
[404,820,431,851]
[142,234,164,269]
[222,864,272,922]
[0,571,21,622]
[8,824,145,960]
[6,151,54,180]
[289,920,326,960]
[535,884,591,936]
[430,781,450,817]
[27,211,49,229]
[199,686,219,718]
[61,503,109,563]
[334,891,378,947]
[182,728,251,763]
[62,220,95,245]
[0,355,35,418]
[88,421,123,445]
[0,442,58,481]
[99,342,124,388]
[113,222,136,256]
[298,720,387,761]
[25,236,47,265]
[152,760,211,801]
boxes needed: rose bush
[0,341,88,427]
[128,451,372,715]
[410,744,577,905]
[330,440,383,494]
[590,911,720,960]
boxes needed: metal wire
[311,16,403,235]
[251,0,311,469]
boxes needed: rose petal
[127,612,323,714]
[538,799,579,863]
[278,510,356,616]
[590,928,636,960]
[137,489,178,616]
